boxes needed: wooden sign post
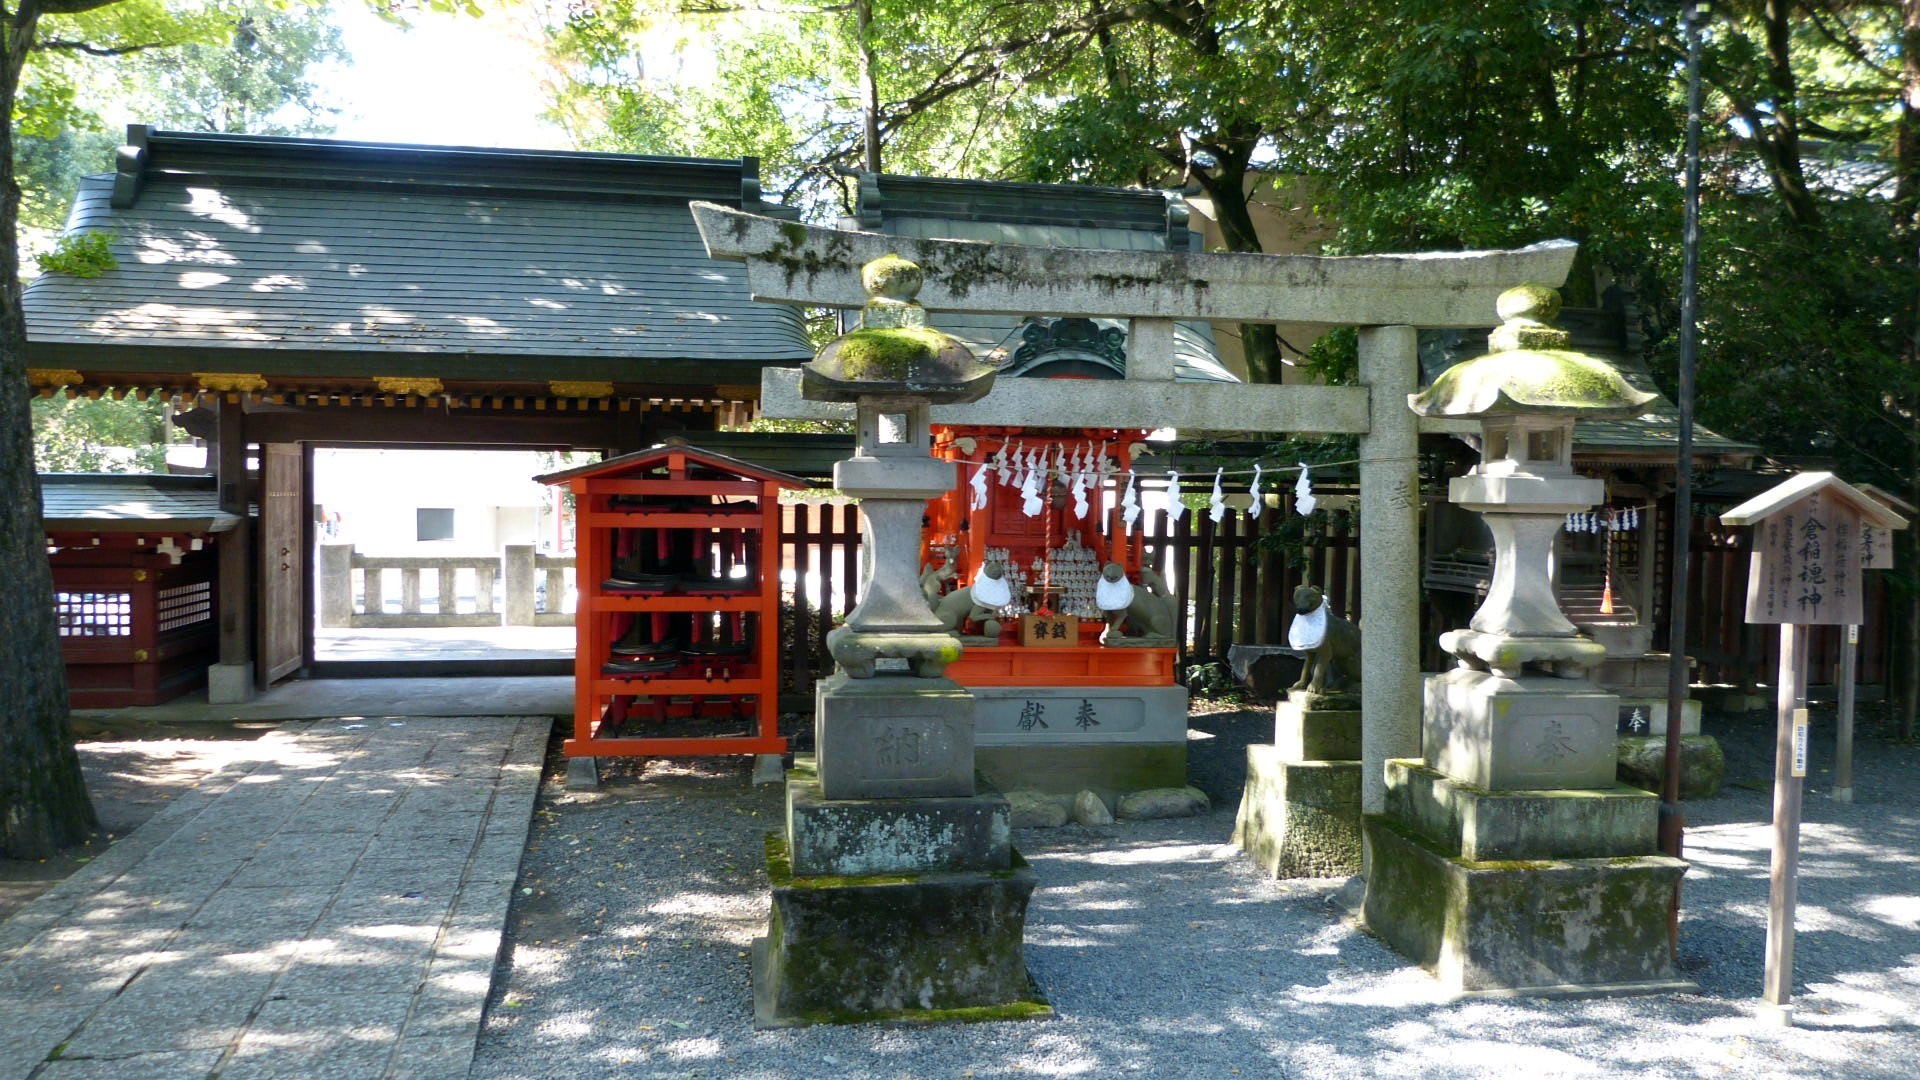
[1721,473,1908,1025]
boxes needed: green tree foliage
[31,392,175,472]
[119,5,346,133]
[545,0,1351,379]
[12,0,234,240]
[15,1,347,243]
[543,0,1920,727]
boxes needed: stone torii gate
[692,200,1577,816]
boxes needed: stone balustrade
[319,543,574,628]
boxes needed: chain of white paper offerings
[949,455,1362,480]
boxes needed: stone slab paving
[0,715,549,1080]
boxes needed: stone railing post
[319,543,354,628]
[503,545,536,626]
[532,553,578,626]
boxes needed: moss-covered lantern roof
[801,255,996,404]
[1408,284,1657,419]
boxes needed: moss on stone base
[1360,814,1691,995]
[1232,747,1360,879]
[755,832,1043,1027]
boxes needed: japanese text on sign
[1745,491,1863,625]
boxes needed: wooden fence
[773,497,1896,698]
[773,493,1363,696]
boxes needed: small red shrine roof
[534,440,808,489]
[1720,472,1910,530]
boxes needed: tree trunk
[1198,154,1285,384]
[1757,0,1820,229]
[0,4,98,858]
[1904,418,1920,741]
[1896,0,1920,223]
[855,0,882,174]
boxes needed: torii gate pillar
[1356,326,1422,814]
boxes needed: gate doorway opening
[310,447,593,677]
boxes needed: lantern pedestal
[752,760,1050,1028]
[1361,805,1692,998]
[1232,693,1364,879]
[1421,668,1618,792]
[751,254,1045,1028]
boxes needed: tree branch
[1802,3,1899,84]
[32,0,129,14]
[36,38,169,56]
[878,3,1156,128]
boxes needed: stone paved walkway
[0,715,549,1079]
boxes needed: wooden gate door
[257,443,305,684]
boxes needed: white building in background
[312,448,572,557]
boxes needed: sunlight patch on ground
[1375,1034,1613,1075]
[1792,902,1889,938]
[1283,967,1453,1008]
[1047,897,1142,912]
[1797,971,1920,1031]
[658,1035,725,1060]
[1046,842,1234,867]
[645,892,759,920]
[533,1015,595,1040]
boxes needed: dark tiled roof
[24,129,814,380]
[39,473,239,532]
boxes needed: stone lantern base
[750,759,1051,1028]
[1422,668,1619,791]
[1360,758,1694,998]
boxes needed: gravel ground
[472,702,1920,1079]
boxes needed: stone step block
[1232,746,1360,879]
[1424,668,1618,791]
[753,836,1049,1028]
[1275,699,1360,762]
[814,673,975,800]
[1384,759,1658,862]
[1614,697,1702,737]
[785,766,1011,877]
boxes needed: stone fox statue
[933,559,1012,637]
[1124,567,1178,639]
[1288,584,1361,695]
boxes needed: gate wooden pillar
[209,398,255,703]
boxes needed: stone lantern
[803,253,995,685]
[751,256,1045,1028]
[799,254,996,802]
[1359,284,1691,999]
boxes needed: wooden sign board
[1019,613,1079,647]
[1745,489,1863,625]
